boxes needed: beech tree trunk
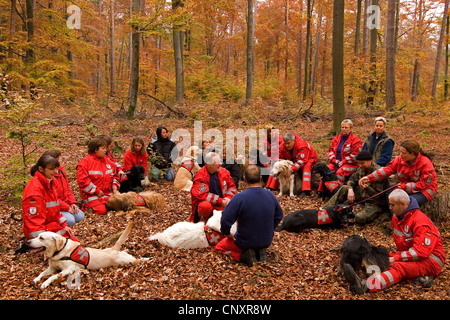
[385,0,397,110]
[246,0,254,101]
[332,0,345,135]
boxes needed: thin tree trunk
[355,0,362,56]
[110,0,116,95]
[303,0,312,101]
[385,0,397,109]
[173,0,185,104]
[246,0,254,101]
[431,0,449,98]
[128,0,141,119]
[332,0,345,135]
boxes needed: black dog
[312,162,340,200]
[338,235,390,276]
[275,205,354,233]
[119,165,147,193]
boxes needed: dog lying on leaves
[270,160,301,196]
[148,210,237,249]
[275,205,354,233]
[174,146,202,192]
[338,234,390,277]
[107,190,166,212]
[119,165,150,193]
[312,162,341,200]
[29,222,137,289]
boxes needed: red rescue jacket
[22,171,68,240]
[391,198,445,269]
[190,166,237,222]
[122,149,148,174]
[367,153,437,200]
[76,154,120,209]
[279,134,318,173]
[53,166,77,212]
[328,132,362,166]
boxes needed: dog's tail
[113,221,133,251]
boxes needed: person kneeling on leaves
[343,189,445,294]
[215,165,283,267]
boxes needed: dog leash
[344,183,400,209]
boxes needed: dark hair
[244,165,261,184]
[156,126,168,140]
[88,136,109,154]
[42,149,61,159]
[400,140,433,160]
[30,155,60,176]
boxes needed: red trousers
[90,203,108,215]
[266,162,314,191]
[214,237,243,262]
[197,201,223,222]
[328,163,358,185]
[366,257,443,292]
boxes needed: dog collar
[52,238,69,258]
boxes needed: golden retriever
[173,146,202,192]
[270,160,301,196]
[106,190,166,212]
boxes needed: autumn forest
[1,0,449,115]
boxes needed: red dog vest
[61,245,90,268]
[317,209,333,225]
[136,194,145,206]
[204,226,227,246]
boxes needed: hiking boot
[343,263,368,295]
[256,248,268,262]
[240,249,257,267]
[413,276,434,288]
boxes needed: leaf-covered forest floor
[0,101,449,300]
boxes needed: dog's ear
[53,234,66,251]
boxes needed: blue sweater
[220,187,283,250]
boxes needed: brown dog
[107,190,166,212]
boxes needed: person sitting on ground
[147,126,177,181]
[215,165,284,267]
[359,140,438,206]
[324,150,389,225]
[221,148,240,188]
[328,119,362,185]
[266,132,318,198]
[362,116,394,167]
[100,134,125,178]
[77,135,120,215]
[343,189,445,295]
[190,152,237,223]
[22,154,78,242]
[123,137,148,174]
[42,150,85,227]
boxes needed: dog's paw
[289,193,294,197]
[33,277,41,283]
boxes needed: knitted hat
[356,150,373,161]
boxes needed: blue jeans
[150,167,174,181]
[61,209,85,227]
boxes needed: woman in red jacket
[122,137,148,174]
[77,136,120,215]
[22,155,77,241]
[42,150,85,227]
[359,140,437,205]
[327,119,362,184]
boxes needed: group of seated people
[18,116,444,294]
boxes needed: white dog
[149,210,237,249]
[29,222,137,289]
[270,160,298,196]
[174,146,202,192]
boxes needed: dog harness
[318,180,340,193]
[60,245,90,268]
[136,194,146,206]
[204,226,226,246]
[317,209,333,225]
[52,238,90,268]
[181,160,195,172]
